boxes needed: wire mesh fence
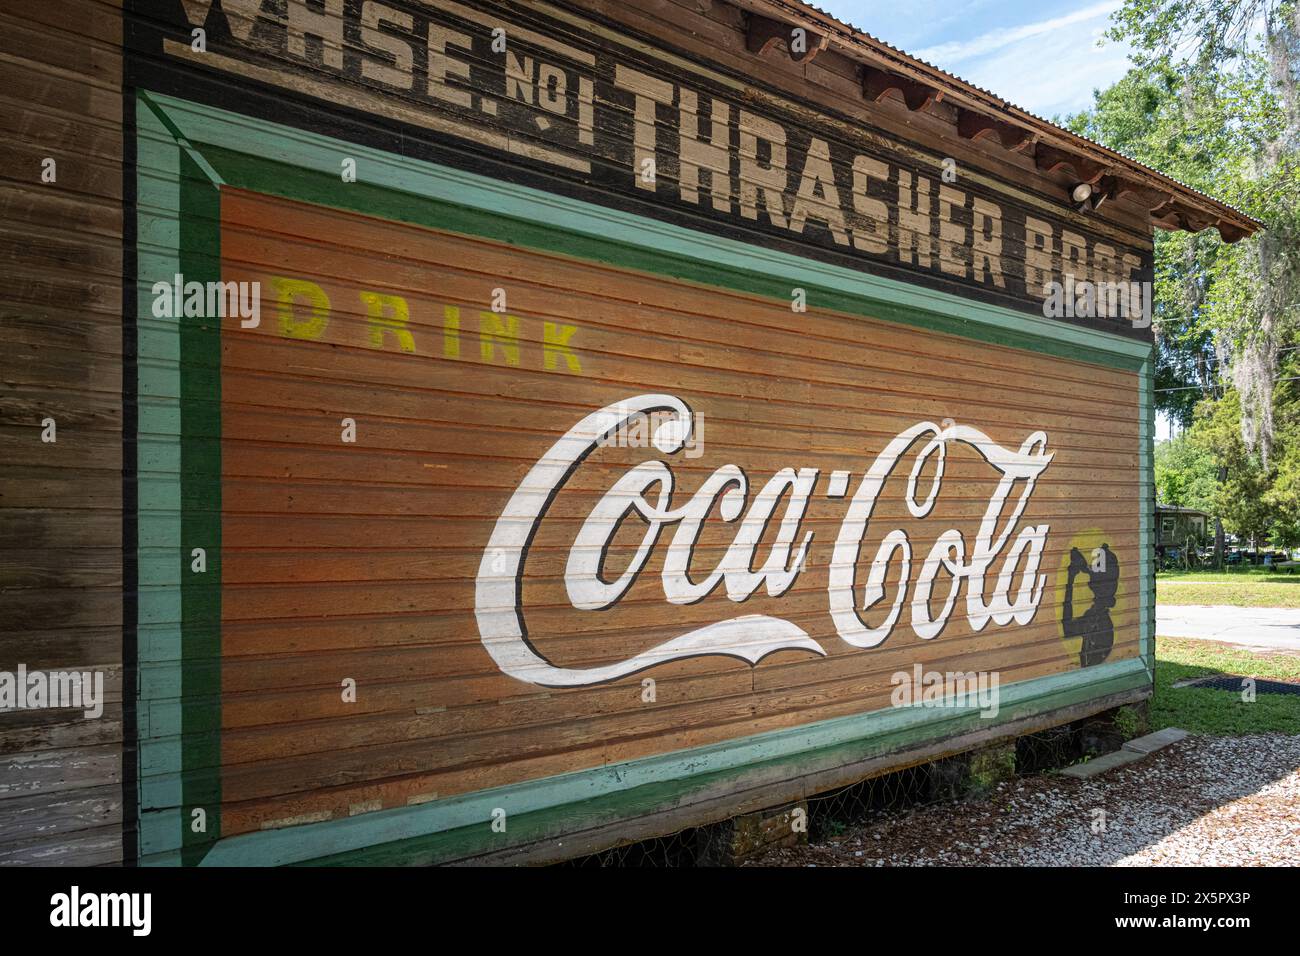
[556,713,1108,867]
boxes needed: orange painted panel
[217,187,1140,834]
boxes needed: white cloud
[913,0,1121,65]
[913,1,1133,116]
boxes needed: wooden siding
[0,0,1160,866]
[125,0,1156,336]
[208,185,1143,839]
[0,0,125,866]
[570,0,1161,237]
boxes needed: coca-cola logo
[476,394,1055,687]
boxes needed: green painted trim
[133,90,1156,867]
[183,658,1147,867]
[135,97,187,864]
[136,93,224,865]
[138,92,1150,371]
[1138,359,1155,673]
[177,149,224,864]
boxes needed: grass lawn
[1153,636,1300,734]
[1156,565,1300,607]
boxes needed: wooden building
[0,0,1259,865]
[1156,505,1209,549]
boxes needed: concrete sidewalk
[1157,604,1300,653]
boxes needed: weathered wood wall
[0,0,125,866]
[574,0,1161,239]
[0,0,1164,866]
[210,186,1142,838]
[129,0,1155,865]
[124,0,1157,332]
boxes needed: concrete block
[1058,748,1146,779]
[695,801,807,865]
[1122,727,1190,755]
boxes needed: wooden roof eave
[726,0,1261,243]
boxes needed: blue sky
[819,1,1172,434]
[815,0,1135,119]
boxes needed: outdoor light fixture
[1071,181,1104,213]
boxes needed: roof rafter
[725,0,1261,243]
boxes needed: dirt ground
[748,734,1300,866]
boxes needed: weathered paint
[131,92,1154,866]
[0,0,1179,868]
[125,0,1158,334]
[0,0,127,867]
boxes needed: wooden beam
[1094,175,1143,213]
[1149,194,1178,219]
[863,65,938,112]
[956,108,1034,151]
[1113,184,1247,241]
[1010,131,1040,154]
[1177,205,1216,233]
[745,13,828,63]
[727,0,1257,241]
[1115,180,1173,211]
[1217,220,1251,243]
[453,686,1151,867]
[1150,199,1182,229]
[1034,143,1107,184]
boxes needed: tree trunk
[1214,465,1227,569]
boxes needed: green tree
[1155,432,1219,512]
[1262,354,1300,546]
[1110,0,1297,70]
[1187,392,1274,545]
[1101,2,1300,460]
[1068,1,1300,562]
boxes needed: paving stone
[1058,749,1146,778]
[1123,727,1190,755]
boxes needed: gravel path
[749,734,1300,866]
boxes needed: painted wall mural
[200,183,1144,836]
[1066,544,1120,667]
[132,0,1156,332]
[121,0,1157,857]
[1056,529,1125,668]
[476,395,1057,687]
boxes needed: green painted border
[133,90,1156,867]
[280,661,1150,867]
[136,96,225,865]
[176,148,224,865]
[144,93,1150,371]
[135,94,186,864]
[1139,359,1156,676]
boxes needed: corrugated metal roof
[738,0,1262,236]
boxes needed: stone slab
[1122,727,1190,755]
[1058,749,1146,779]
